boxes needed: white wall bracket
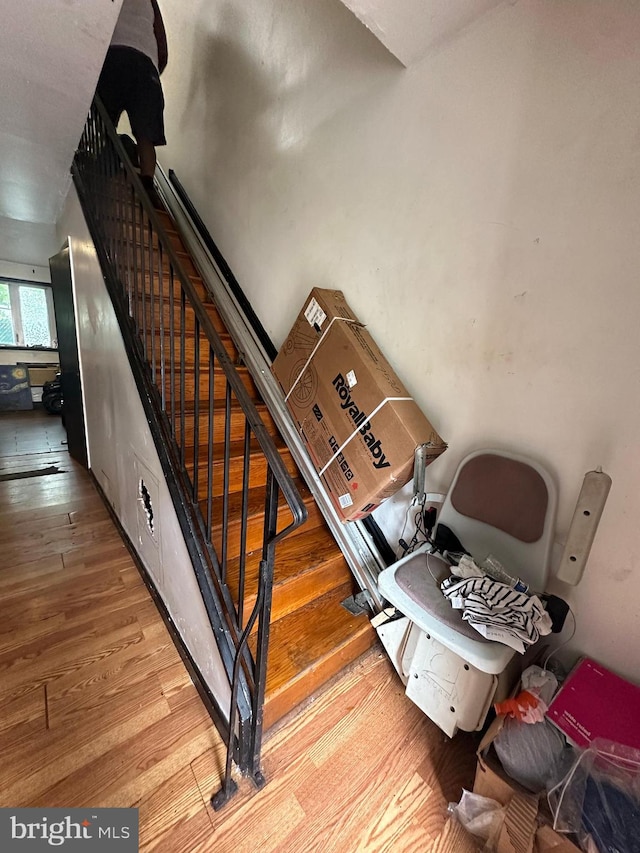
[557,467,612,585]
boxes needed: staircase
[72,99,377,792]
[153,208,377,730]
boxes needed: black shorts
[97,46,166,146]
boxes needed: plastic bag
[495,665,558,723]
[547,738,640,852]
[448,789,506,851]
[494,716,568,793]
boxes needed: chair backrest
[437,449,557,592]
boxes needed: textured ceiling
[0,0,123,226]
[339,0,505,66]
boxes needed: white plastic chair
[375,449,557,736]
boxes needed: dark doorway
[49,245,88,468]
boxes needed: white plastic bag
[448,789,507,851]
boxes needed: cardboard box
[474,716,581,853]
[272,288,447,521]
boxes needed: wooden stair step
[164,365,259,405]
[126,234,195,273]
[136,270,208,303]
[124,220,187,257]
[175,401,280,445]
[185,438,297,499]
[204,480,325,559]
[256,583,378,729]
[132,296,226,336]
[227,525,354,628]
[143,321,239,367]
[148,325,239,364]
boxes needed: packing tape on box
[318,395,413,476]
[284,316,360,403]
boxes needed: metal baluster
[130,184,141,332]
[221,381,232,584]
[179,285,186,468]
[140,203,147,360]
[193,315,200,502]
[158,243,166,411]
[237,421,252,627]
[149,220,156,382]
[206,346,215,539]
[169,264,176,430]
[250,471,279,780]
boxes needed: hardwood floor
[0,409,478,852]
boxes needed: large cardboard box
[272,288,446,521]
[474,716,581,853]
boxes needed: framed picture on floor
[0,364,33,411]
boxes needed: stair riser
[187,450,298,500]
[239,555,352,632]
[163,369,258,404]
[175,407,280,446]
[131,249,199,279]
[135,272,208,304]
[209,500,325,561]
[145,329,239,366]
[262,630,375,729]
[131,298,226,337]
[123,224,184,256]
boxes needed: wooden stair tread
[203,479,317,532]
[175,395,270,419]
[185,434,286,460]
[227,526,353,628]
[258,584,378,728]
[183,434,290,470]
[184,437,297,499]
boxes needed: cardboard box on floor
[474,715,581,853]
[272,288,447,521]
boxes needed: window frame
[0,278,58,350]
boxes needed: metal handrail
[71,97,307,805]
[155,166,387,611]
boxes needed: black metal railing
[71,97,307,807]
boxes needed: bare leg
[136,137,162,209]
[137,137,156,178]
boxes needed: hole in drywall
[583,510,591,516]
[569,555,577,562]
[139,478,154,535]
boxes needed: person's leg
[137,138,157,179]
[96,48,127,130]
[137,139,162,209]
[128,52,166,209]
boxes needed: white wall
[56,190,231,717]
[0,219,58,267]
[157,0,640,680]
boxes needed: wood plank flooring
[0,410,479,852]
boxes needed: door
[49,245,88,468]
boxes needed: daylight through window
[0,280,57,348]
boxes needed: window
[0,280,57,349]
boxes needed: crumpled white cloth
[441,575,552,653]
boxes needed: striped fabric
[441,575,552,653]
